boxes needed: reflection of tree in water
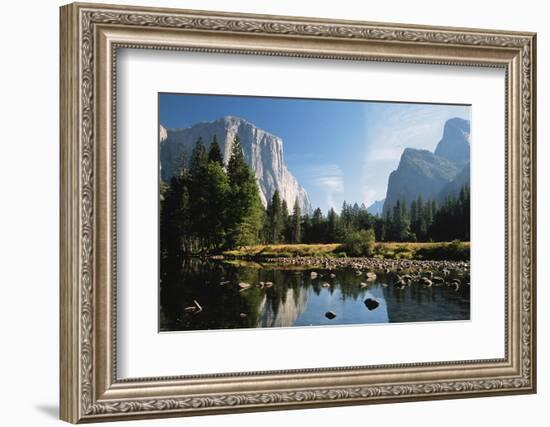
[160,258,264,331]
[160,259,471,331]
[382,275,470,323]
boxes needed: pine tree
[188,138,209,252]
[202,161,230,251]
[341,201,351,228]
[462,185,470,240]
[301,213,311,243]
[374,217,386,241]
[311,208,324,243]
[326,208,339,243]
[291,198,302,243]
[410,199,418,230]
[189,137,207,175]
[384,209,392,241]
[281,199,291,243]
[226,136,263,247]
[208,135,224,166]
[160,170,191,265]
[391,200,411,242]
[265,190,284,243]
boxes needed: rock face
[159,124,168,143]
[367,199,385,216]
[383,117,470,213]
[437,162,470,204]
[434,117,470,165]
[160,116,312,213]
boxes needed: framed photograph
[60,2,537,423]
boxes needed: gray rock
[434,117,470,165]
[364,298,380,311]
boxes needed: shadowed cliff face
[160,116,312,214]
[383,117,470,213]
[434,117,470,165]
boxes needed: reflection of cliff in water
[159,259,470,332]
[257,287,309,328]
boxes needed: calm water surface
[160,259,470,332]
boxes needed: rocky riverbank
[260,256,469,275]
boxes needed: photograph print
[159,93,471,332]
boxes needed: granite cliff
[383,117,470,213]
[160,116,312,213]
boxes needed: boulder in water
[364,298,380,311]
[325,311,337,320]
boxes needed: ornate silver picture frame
[60,2,536,423]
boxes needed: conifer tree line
[262,187,469,245]
[160,135,263,260]
[161,136,471,260]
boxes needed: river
[159,259,470,332]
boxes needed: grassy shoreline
[222,241,470,261]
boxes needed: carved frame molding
[60,2,536,423]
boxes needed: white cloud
[304,164,344,210]
[366,107,452,162]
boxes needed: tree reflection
[159,259,471,331]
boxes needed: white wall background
[0,0,545,425]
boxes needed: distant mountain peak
[221,115,246,123]
[367,199,385,217]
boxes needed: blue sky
[159,93,470,214]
